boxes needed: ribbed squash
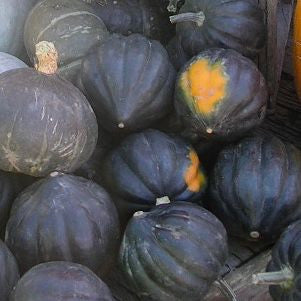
[175,48,268,140]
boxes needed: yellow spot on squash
[184,150,206,192]
[180,59,228,114]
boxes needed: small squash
[0,240,19,300]
[5,173,120,276]
[252,220,301,301]
[0,0,38,56]
[119,201,228,301]
[80,34,175,133]
[10,261,114,301]
[24,0,109,83]
[102,129,207,212]
[0,41,98,177]
[170,0,266,57]
[0,53,27,75]
[293,0,301,100]
[209,134,301,242]
[175,48,268,140]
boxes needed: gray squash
[0,53,27,75]
[24,0,109,83]
[0,0,38,56]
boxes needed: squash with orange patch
[293,0,301,100]
[101,129,207,224]
[175,48,268,140]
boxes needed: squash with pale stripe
[175,48,268,140]
[24,0,108,83]
[101,129,207,219]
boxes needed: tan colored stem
[35,41,58,75]
[170,11,205,27]
[252,268,294,287]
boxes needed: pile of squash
[0,0,300,300]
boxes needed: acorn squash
[0,53,27,74]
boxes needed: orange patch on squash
[180,59,228,114]
[184,150,206,192]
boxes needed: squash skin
[119,202,228,301]
[5,174,120,276]
[80,34,176,133]
[0,53,27,74]
[102,129,207,211]
[0,240,19,300]
[24,0,108,83]
[209,134,301,242]
[10,261,114,301]
[0,0,38,56]
[265,221,301,301]
[0,68,98,177]
[293,0,301,100]
[175,48,268,140]
[166,36,189,71]
[173,0,266,57]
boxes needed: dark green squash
[170,0,266,57]
[0,42,98,177]
[119,201,228,301]
[80,34,176,133]
[209,134,301,242]
[252,221,301,301]
[0,240,19,300]
[0,53,27,74]
[5,173,120,276]
[102,129,207,214]
[166,36,189,71]
[0,0,38,56]
[253,220,301,301]
[10,261,114,301]
[175,48,268,140]
[84,0,174,44]
[24,0,109,83]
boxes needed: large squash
[80,34,175,133]
[210,134,301,242]
[5,173,120,276]
[119,201,228,301]
[253,221,301,301]
[102,129,207,212]
[170,0,266,57]
[24,0,108,83]
[0,240,19,300]
[0,42,98,177]
[294,0,301,100]
[175,48,268,140]
[0,53,27,75]
[10,261,114,301]
[0,0,38,56]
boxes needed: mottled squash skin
[210,134,301,242]
[24,0,109,83]
[5,174,120,277]
[172,0,265,57]
[0,240,19,300]
[119,202,228,301]
[101,129,207,223]
[0,68,98,177]
[265,221,301,301]
[10,262,114,301]
[175,48,268,140]
[81,34,175,133]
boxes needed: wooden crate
[258,0,295,109]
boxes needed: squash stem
[156,196,171,206]
[214,278,238,301]
[170,11,205,27]
[167,0,180,13]
[252,268,294,287]
[35,41,58,75]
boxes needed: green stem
[167,0,180,13]
[214,279,238,301]
[252,268,294,287]
[170,11,205,27]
